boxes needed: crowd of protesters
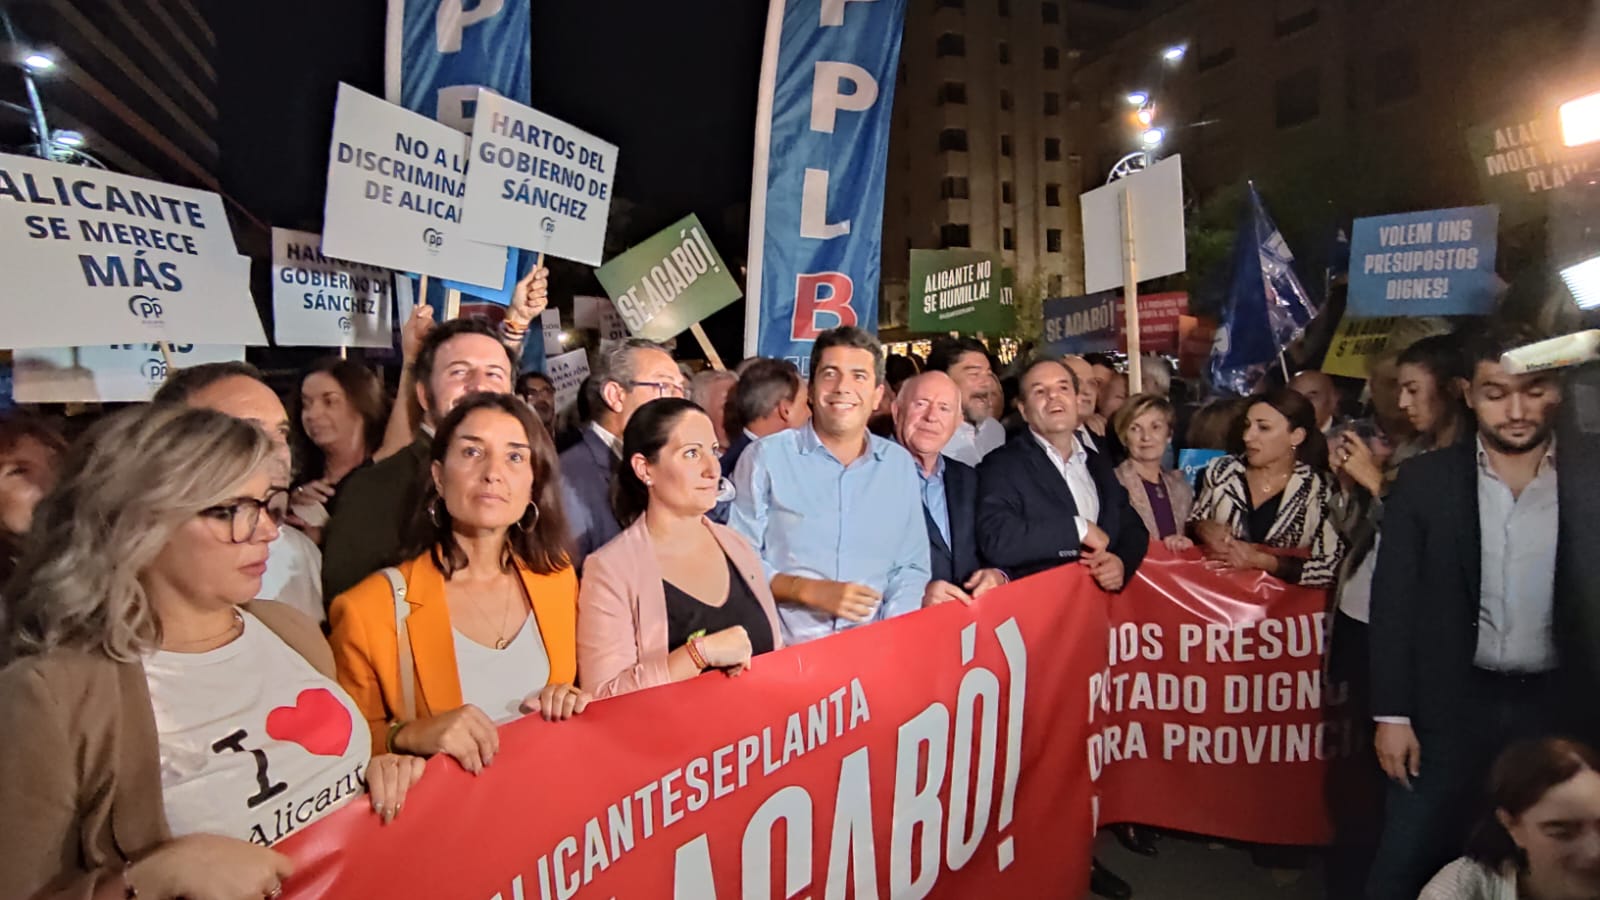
[0,262,1591,900]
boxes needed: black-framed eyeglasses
[200,489,290,543]
[628,380,687,399]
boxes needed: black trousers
[1324,614,1384,900]
[1365,668,1562,900]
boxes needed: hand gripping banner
[279,556,1343,897]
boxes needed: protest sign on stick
[1347,206,1500,317]
[0,154,265,348]
[595,214,742,368]
[544,348,590,411]
[271,228,396,348]
[1080,156,1186,389]
[462,91,618,266]
[908,249,1008,334]
[321,83,507,288]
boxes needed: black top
[1244,488,1284,544]
[665,554,776,658]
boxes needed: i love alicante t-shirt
[144,614,370,847]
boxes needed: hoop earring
[517,500,540,532]
[428,496,446,528]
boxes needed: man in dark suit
[1367,325,1565,900]
[721,358,809,479]
[978,358,1147,588]
[890,372,1008,605]
[559,337,683,568]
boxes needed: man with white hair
[890,372,1009,607]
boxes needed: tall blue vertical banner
[744,0,906,373]
[386,0,539,368]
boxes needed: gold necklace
[465,578,524,650]
[162,609,244,650]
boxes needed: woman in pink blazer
[577,398,783,698]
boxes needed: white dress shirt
[942,417,1007,467]
[590,422,622,458]
[1474,438,1558,673]
[1031,431,1099,540]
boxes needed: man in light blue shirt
[730,326,932,645]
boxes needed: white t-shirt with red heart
[144,612,370,847]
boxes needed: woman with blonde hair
[1112,393,1194,551]
[0,405,423,900]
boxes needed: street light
[1136,107,1155,126]
[1162,44,1186,63]
[1126,91,1149,106]
[22,52,53,72]
[1560,91,1600,148]
[52,129,83,148]
[1142,128,1165,147]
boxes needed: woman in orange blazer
[579,398,783,699]
[331,393,587,775]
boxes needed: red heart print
[266,688,353,757]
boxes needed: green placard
[1463,111,1600,225]
[595,214,743,342]
[909,249,1010,334]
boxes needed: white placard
[271,228,396,348]
[321,83,507,287]
[0,153,265,348]
[545,348,590,411]
[463,91,618,266]
[574,294,627,341]
[1080,155,1187,294]
[14,343,246,403]
[542,308,562,355]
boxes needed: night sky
[216,0,766,240]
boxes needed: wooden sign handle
[689,323,725,371]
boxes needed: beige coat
[0,602,332,900]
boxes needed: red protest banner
[1112,291,1189,354]
[279,567,1106,899]
[1095,546,1345,845]
[277,556,1339,897]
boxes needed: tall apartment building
[882,0,1127,332]
[1,0,220,190]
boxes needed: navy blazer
[976,431,1148,582]
[926,457,984,586]
[721,431,753,479]
[559,428,622,570]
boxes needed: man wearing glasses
[560,337,684,568]
[153,362,323,625]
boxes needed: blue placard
[1041,292,1118,357]
[744,0,906,375]
[1177,448,1226,490]
[1347,205,1500,317]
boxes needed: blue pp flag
[744,0,907,375]
[1210,184,1319,395]
[386,0,531,335]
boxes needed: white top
[1031,430,1098,540]
[452,614,551,723]
[145,613,369,847]
[941,417,1007,467]
[259,525,324,625]
[1419,858,1517,900]
[1337,533,1380,624]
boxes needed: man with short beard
[1367,324,1567,900]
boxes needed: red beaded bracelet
[685,637,708,670]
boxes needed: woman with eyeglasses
[0,405,425,900]
[331,393,586,777]
[578,398,781,698]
